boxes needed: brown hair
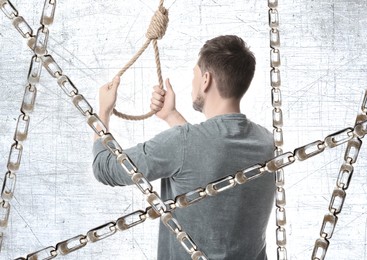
[197,35,256,99]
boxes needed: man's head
[192,35,256,112]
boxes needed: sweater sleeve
[92,126,185,187]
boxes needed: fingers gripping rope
[113,2,169,121]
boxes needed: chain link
[28,55,43,84]
[41,0,56,26]
[268,1,288,258]
[0,0,18,19]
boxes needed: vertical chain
[0,0,55,250]
[268,1,288,259]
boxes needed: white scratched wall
[0,0,366,259]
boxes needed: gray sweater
[93,113,275,260]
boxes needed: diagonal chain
[1,1,207,259]
[16,106,367,259]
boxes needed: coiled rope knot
[146,6,169,40]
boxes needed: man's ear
[202,71,212,93]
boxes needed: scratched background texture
[0,0,367,259]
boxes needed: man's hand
[99,76,120,118]
[150,78,187,127]
[151,78,176,120]
[94,76,120,140]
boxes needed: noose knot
[146,6,169,40]
[114,3,168,121]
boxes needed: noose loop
[113,2,169,121]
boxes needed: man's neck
[203,98,241,119]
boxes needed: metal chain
[58,82,207,259]
[171,116,367,211]
[1,2,207,259]
[0,0,56,251]
[268,0,288,259]
[3,0,367,259]
[311,90,367,260]
[16,111,367,259]
[14,205,167,260]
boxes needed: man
[93,35,275,259]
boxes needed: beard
[192,93,205,112]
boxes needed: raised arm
[93,76,189,188]
[150,78,187,127]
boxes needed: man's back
[157,114,275,259]
[93,113,275,259]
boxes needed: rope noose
[113,1,168,121]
